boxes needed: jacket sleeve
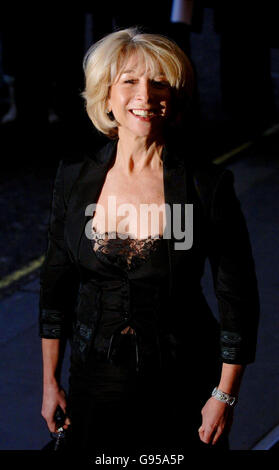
[208,169,260,364]
[39,160,80,340]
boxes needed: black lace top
[74,225,170,380]
[92,228,164,272]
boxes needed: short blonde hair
[82,27,194,138]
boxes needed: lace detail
[91,228,163,272]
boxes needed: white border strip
[252,424,279,450]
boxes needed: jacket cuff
[39,308,65,339]
[220,330,256,364]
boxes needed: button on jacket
[39,139,260,368]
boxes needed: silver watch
[211,387,237,407]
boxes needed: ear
[106,100,112,114]
[106,89,112,113]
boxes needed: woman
[39,28,260,454]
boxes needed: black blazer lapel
[65,140,117,263]
[162,145,192,298]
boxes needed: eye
[124,79,136,84]
[151,80,170,89]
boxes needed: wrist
[217,384,239,396]
[43,377,60,389]
[218,363,245,396]
[211,386,237,407]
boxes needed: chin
[131,124,163,139]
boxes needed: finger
[47,419,57,433]
[63,417,72,429]
[212,426,224,445]
[201,426,215,444]
[58,402,67,415]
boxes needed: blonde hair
[82,27,194,138]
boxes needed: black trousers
[65,356,229,456]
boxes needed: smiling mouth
[129,109,160,118]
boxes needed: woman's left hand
[198,397,234,445]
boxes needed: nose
[135,79,152,102]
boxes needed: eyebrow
[121,69,135,75]
[120,69,167,79]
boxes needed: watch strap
[211,387,237,406]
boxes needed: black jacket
[39,139,260,367]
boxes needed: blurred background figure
[170,0,194,54]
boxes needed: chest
[92,168,166,238]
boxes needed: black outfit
[39,139,260,454]
[68,233,176,453]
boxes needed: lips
[129,108,166,122]
[130,109,156,117]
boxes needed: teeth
[131,109,155,117]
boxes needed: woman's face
[107,53,172,140]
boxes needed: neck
[114,130,164,175]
